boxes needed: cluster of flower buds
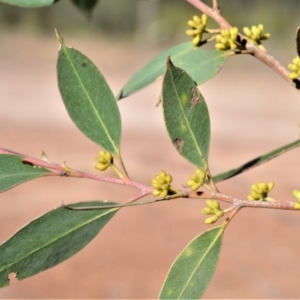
[186,168,206,191]
[95,150,113,171]
[186,14,208,46]
[292,189,300,209]
[152,170,173,198]
[243,24,270,44]
[202,200,224,224]
[288,57,300,79]
[247,181,274,201]
[215,27,239,51]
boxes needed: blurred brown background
[1,0,300,298]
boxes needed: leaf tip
[54,28,65,49]
[166,55,173,68]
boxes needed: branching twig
[0,147,153,197]
[186,0,297,89]
[193,190,295,210]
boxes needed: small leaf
[56,31,121,156]
[0,201,119,287]
[159,226,224,300]
[213,139,300,182]
[0,155,50,193]
[163,57,210,169]
[0,0,58,7]
[71,0,99,18]
[117,43,227,100]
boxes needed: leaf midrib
[62,45,119,155]
[178,228,223,299]
[168,67,207,168]
[0,207,118,272]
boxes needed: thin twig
[193,190,296,210]
[0,147,153,194]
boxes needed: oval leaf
[0,154,50,193]
[57,31,121,155]
[0,0,57,7]
[117,44,227,100]
[0,201,119,287]
[159,226,224,300]
[162,57,210,169]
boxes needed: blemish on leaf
[21,160,34,167]
[189,86,202,109]
[81,62,87,67]
[181,93,188,106]
[184,246,193,257]
[173,138,184,153]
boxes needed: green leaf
[117,43,227,100]
[57,32,121,155]
[0,0,58,7]
[162,57,210,169]
[118,42,194,99]
[0,201,119,287]
[213,139,300,182]
[71,0,99,18]
[0,155,50,193]
[175,49,227,86]
[159,226,224,300]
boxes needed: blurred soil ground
[1,32,300,299]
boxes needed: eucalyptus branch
[192,190,296,210]
[186,0,297,89]
[0,147,153,195]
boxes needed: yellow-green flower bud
[289,64,298,72]
[193,35,201,47]
[288,57,300,79]
[243,27,252,37]
[95,151,113,171]
[201,14,207,25]
[247,181,274,201]
[151,170,173,198]
[211,200,221,210]
[268,181,274,191]
[221,29,231,38]
[193,15,201,24]
[206,199,214,207]
[186,168,206,191]
[289,72,299,80]
[294,202,300,209]
[215,43,227,50]
[205,215,219,224]
[215,210,224,217]
[215,26,239,51]
[202,199,224,224]
[186,14,208,47]
[243,24,270,44]
[188,20,197,27]
[202,207,214,214]
[292,189,300,199]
